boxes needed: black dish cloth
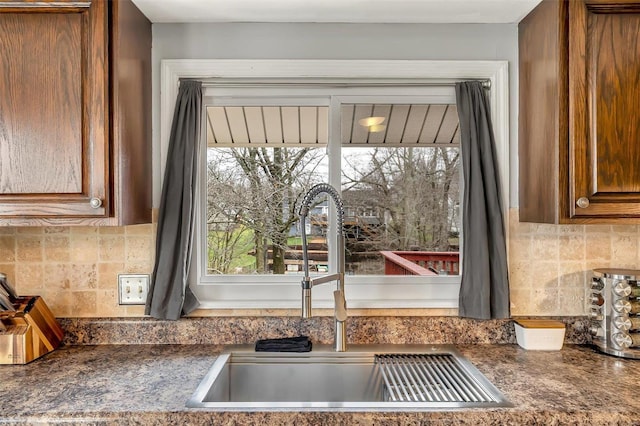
[255,335,312,352]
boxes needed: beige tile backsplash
[0,208,636,317]
[0,224,154,317]
[508,210,639,316]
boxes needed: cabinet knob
[576,197,590,208]
[89,198,102,209]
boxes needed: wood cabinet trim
[584,1,640,13]
[82,0,109,215]
[557,0,571,221]
[0,2,91,11]
[518,0,567,223]
[568,0,590,218]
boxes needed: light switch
[118,274,150,305]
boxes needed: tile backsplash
[508,209,639,316]
[0,224,154,317]
[0,208,637,317]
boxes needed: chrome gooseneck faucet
[298,183,347,352]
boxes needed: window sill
[184,307,459,317]
[190,277,460,310]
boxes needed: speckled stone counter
[1,343,639,425]
[57,316,591,345]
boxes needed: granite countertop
[1,343,640,425]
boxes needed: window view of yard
[205,104,461,277]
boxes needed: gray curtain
[146,80,202,320]
[455,81,510,319]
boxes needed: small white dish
[514,319,566,350]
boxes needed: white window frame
[159,60,509,310]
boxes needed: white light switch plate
[118,274,150,305]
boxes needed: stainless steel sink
[187,344,511,411]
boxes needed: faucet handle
[334,290,347,322]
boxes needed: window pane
[206,146,327,275]
[341,146,460,276]
[205,105,329,275]
[340,102,461,277]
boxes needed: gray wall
[152,23,519,206]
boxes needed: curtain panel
[455,81,510,319]
[146,80,202,320]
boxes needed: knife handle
[23,297,37,314]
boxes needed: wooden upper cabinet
[0,0,151,226]
[519,0,640,223]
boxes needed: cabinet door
[569,0,640,219]
[0,1,109,224]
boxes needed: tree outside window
[205,104,461,277]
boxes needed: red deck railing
[380,251,460,276]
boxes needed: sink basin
[187,344,511,411]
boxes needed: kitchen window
[161,60,509,311]
[191,88,466,309]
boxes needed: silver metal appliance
[591,268,640,359]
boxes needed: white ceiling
[131,0,542,24]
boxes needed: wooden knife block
[0,296,64,364]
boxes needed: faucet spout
[298,183,347,352]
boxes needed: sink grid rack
[375,353,498,404]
